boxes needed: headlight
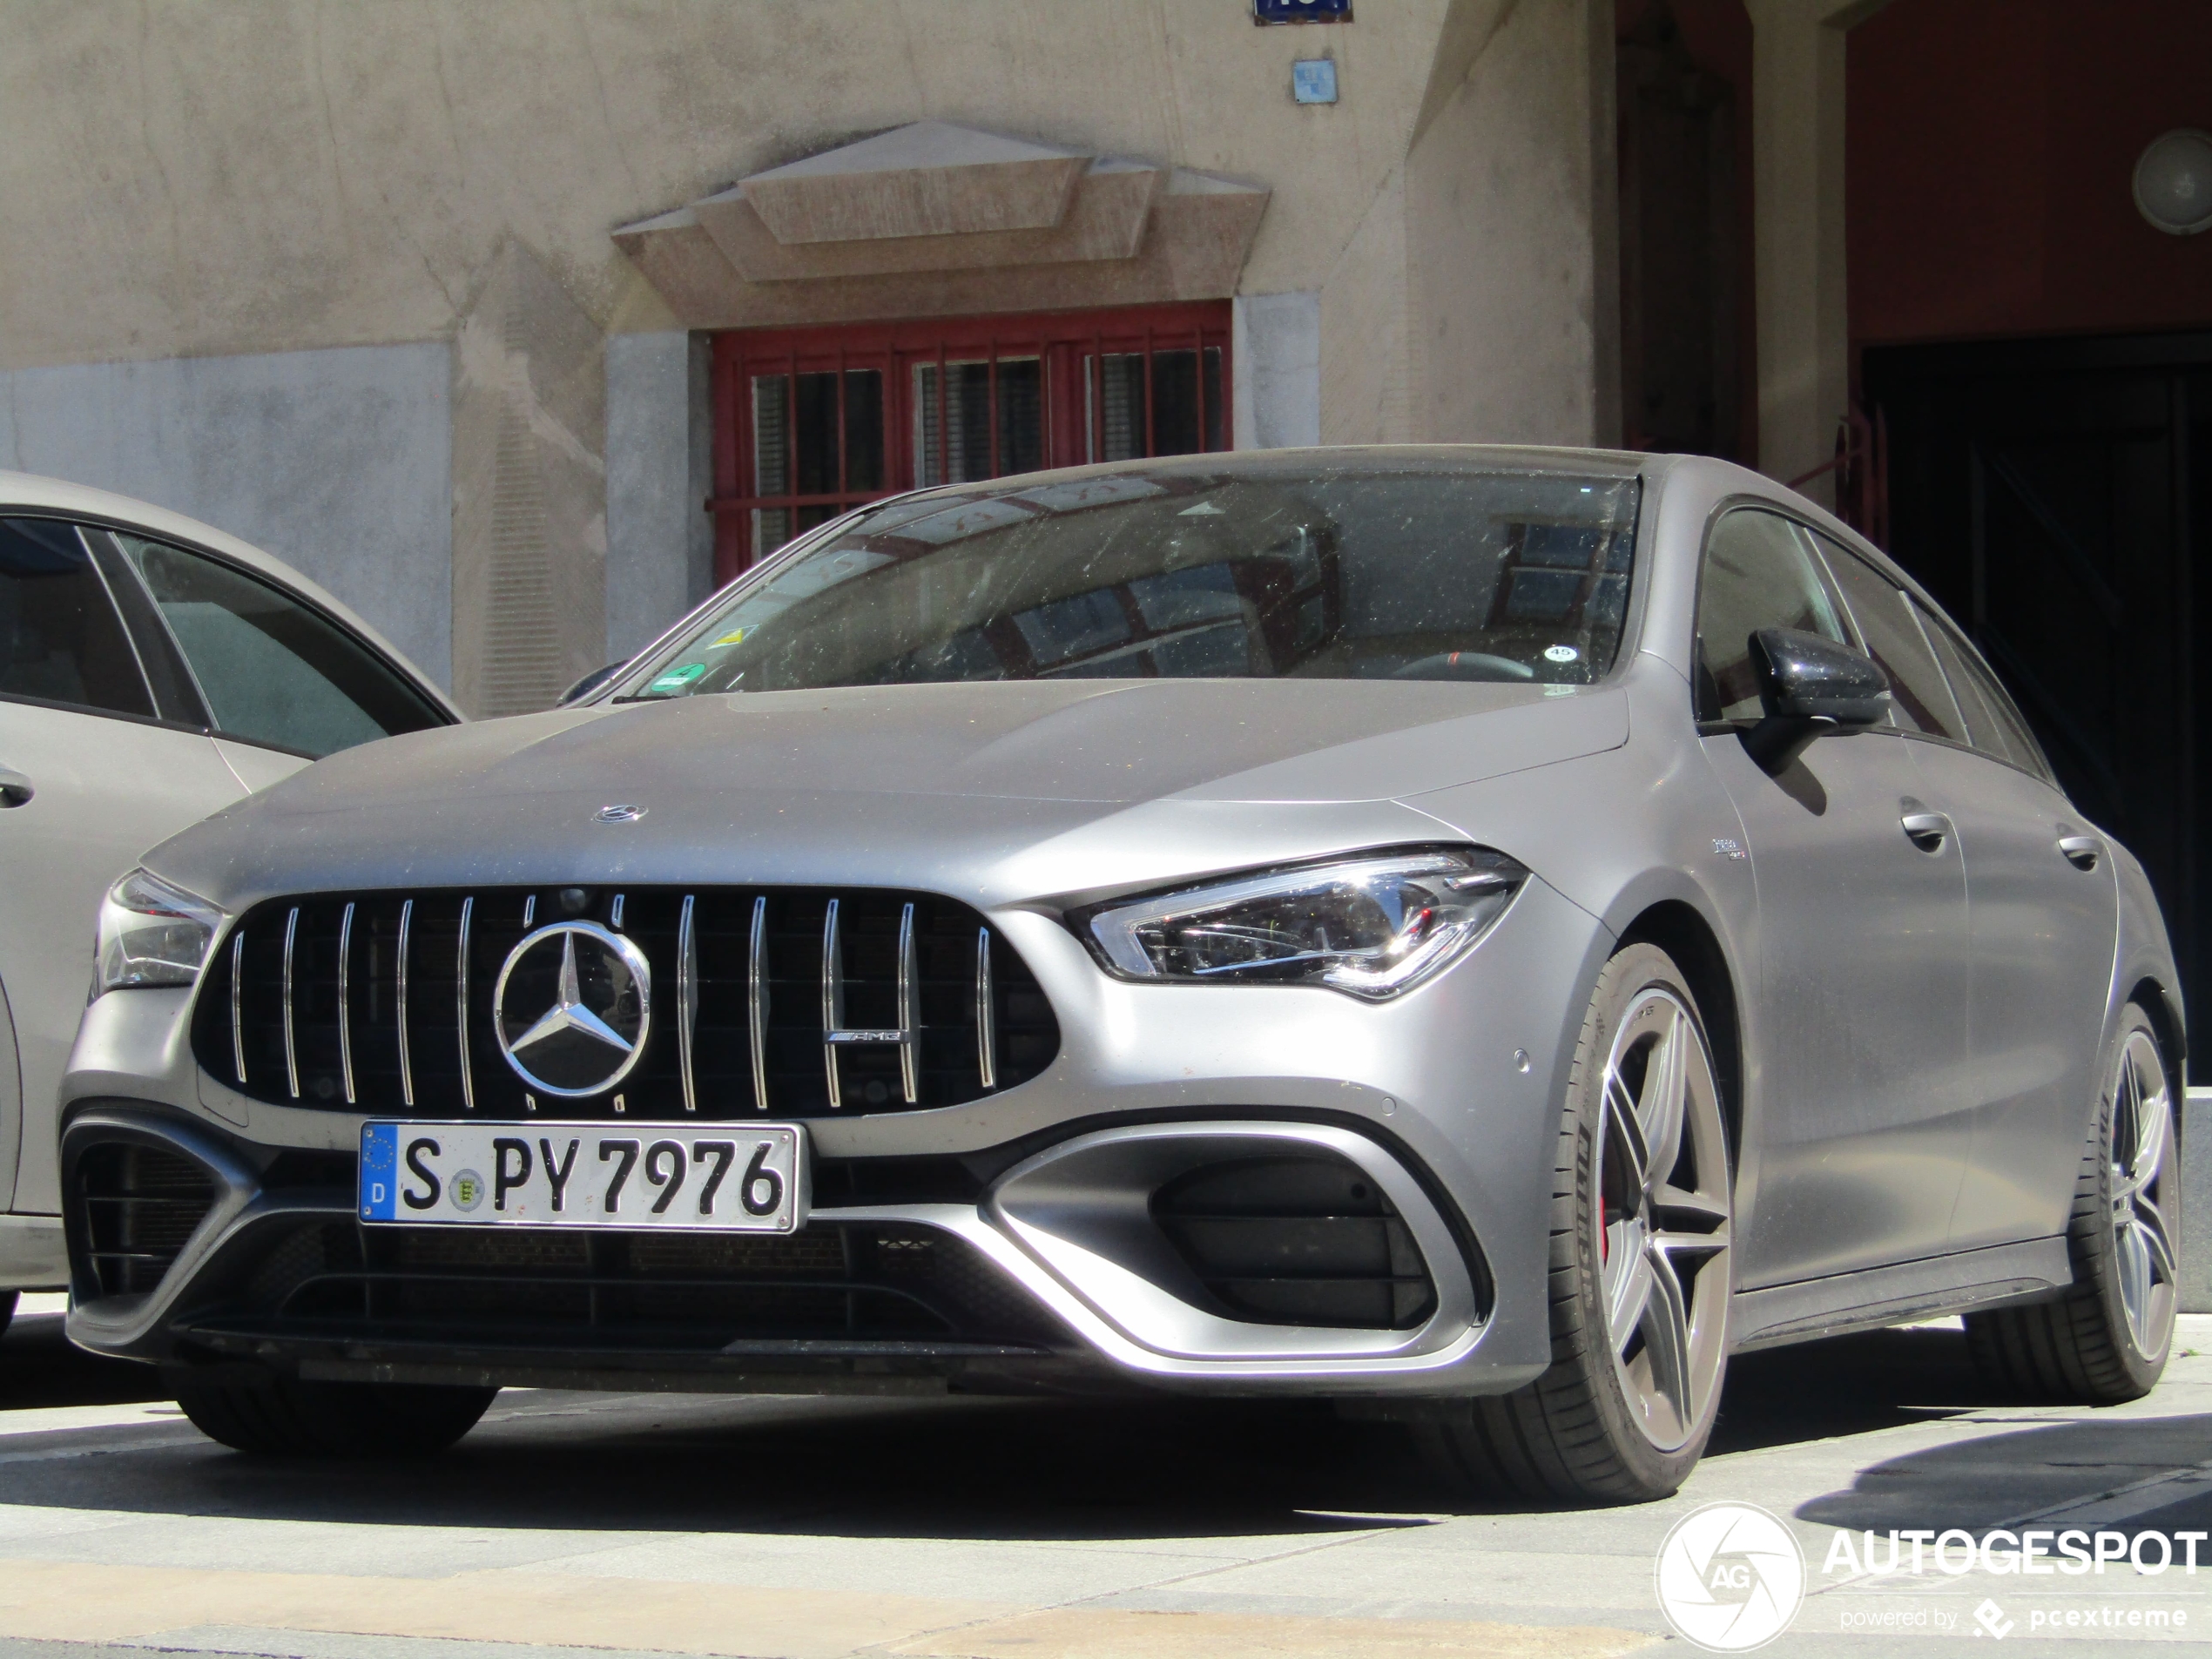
[1072,846,1527,1000]
[95,869,225,994]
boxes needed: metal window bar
[936,342,949,489]
[1038,337,1052,462]
[1143,326,1157,456]
[1090,330,1106,462]
[1193,326,1207,451]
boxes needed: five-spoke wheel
[1595,987,1734,1454]
[2107,1027,2178,1359]
[1965,1002,2178,1403]
[1417,942,1734,1503]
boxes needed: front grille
[210,1218,1064,1352]
[192,887,1059,1119]
[77,1143,219,1298]
[1152,1154,1436,1330]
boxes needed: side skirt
[1730,1236,2072,1353]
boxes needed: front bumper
[61,874,1608,1399]
[63,1103,1520,1396]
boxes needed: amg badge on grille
[492,922,652,1097]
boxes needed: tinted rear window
[0,518,152,718]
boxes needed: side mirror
[559,660,630,706]
[1742,627,1890,772]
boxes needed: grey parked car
[60,448,2179,1503]
[0,475,457,1319]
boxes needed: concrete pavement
[0,1298,2208,1656]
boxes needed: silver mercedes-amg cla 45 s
[61,448,2182,1503]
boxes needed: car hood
[149,678,1628,907]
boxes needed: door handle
[1900,808,1952,852]
[0,765,31,807]
[2058,833,2102,872]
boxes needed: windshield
[626,462,1642,698]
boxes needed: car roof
[914,443,1657,491]
[0,469,461,722]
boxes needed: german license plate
[358,1122,807,1231]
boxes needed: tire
[0,1291,17,1339]
[1416,943,1735,1504]
[1964,1004,2178,1404]
[171,1369,496,1457]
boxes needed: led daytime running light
[1076,846,1526,1001]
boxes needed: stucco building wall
[1405,0,1621,448]
[0,345,454,688]
[0,1,1458,371]
[0,0,1646,709]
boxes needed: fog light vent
[77,1143,219,1298]
[1152,1154,1436,1329]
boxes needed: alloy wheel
[2109,1028,2178,1359]
[1594,988,1732,1452]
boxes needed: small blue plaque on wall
[1255,0,1352,23]
[1292,60,1339,104]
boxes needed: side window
[1694,509,1851,722]
[0,518,154,718]
[1914,602,2054,781]
[113,535,446,759]
[1815,538,1966,744]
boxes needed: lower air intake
[76,1143,219,1298]
[1152,1154,1437,1329]
[202,1218,1067,1352]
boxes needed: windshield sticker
[1177,501,1227,516]
[647,663,708,693]
[1544,644,1581,663]
[711,628,749,647]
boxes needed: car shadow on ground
[0,1313,2074,1542]
[1710,1321,1996,1456]
[0,1308,169,1410]
[1797,1410,2212,1536]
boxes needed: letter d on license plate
[359,1122,807,1231]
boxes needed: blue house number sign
[1255,0,1352,22]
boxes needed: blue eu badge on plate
[360,1122,399,1220]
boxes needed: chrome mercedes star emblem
[492,921,652,1098]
